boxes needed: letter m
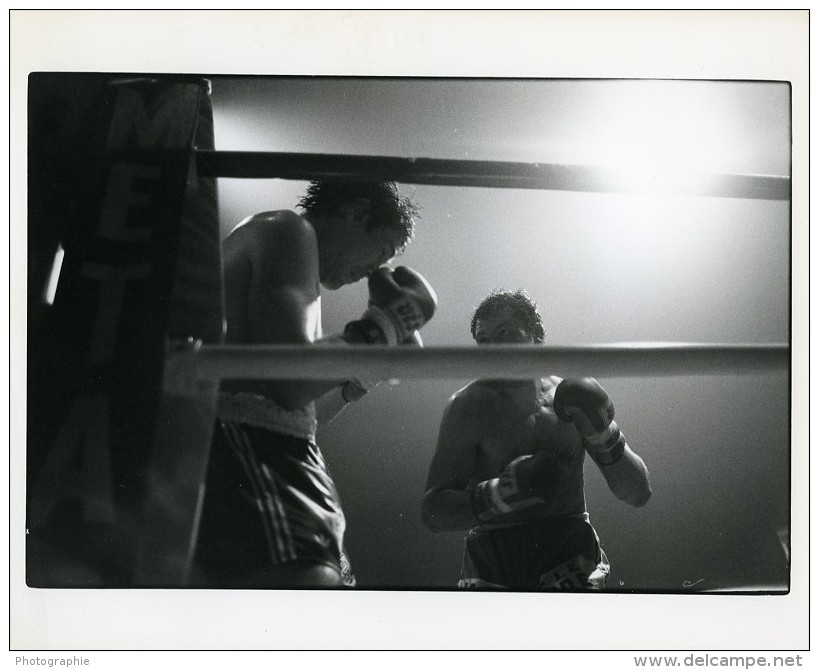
[106,82,201,150]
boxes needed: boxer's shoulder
[447,380,509,419]
[227,210,313,246]
[224,211,318,273]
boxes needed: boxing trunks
[194,392,355,586]
[458,513,610,590]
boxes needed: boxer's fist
[553,378,627,465]
[502,451,562,498]
[344,266,437,345]
[471,451,559,522]
[552,377,614,436]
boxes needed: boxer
[193,180,436,587]
[421,289,651,590]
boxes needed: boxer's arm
[244,211,322,344]
[421,391,485,531]
[314,384,349,426]
[314,332,425,426]
[552,377,652,507]
[242,213,350,407]
[314,381,371,425]
[591,442,652,507]
[240,214,414,416]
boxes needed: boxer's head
[300,180,420,289]
[471,289,545,344]
[298,180,418,253]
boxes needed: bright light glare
[592,82,735,170]
[580,82,746,195]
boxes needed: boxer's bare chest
[477,380,582,474]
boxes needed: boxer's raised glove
[553,377,626,465]
[344,266,437,345]
[552,377,614,434]
[470,452,560,522]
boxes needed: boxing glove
[553,378,625,465]
[471,451,560,522]
[344,266,437,345]
[552,377,615,436]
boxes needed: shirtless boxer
[422,289,650,590]
[194,181,436,587]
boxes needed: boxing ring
[26,75,791,588]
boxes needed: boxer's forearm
[595,446,652,507]
[315,383,352,425]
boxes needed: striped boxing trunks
[458,513,610,591]
[194,393,354,586]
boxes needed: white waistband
[217,392,317,441]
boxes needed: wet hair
[297,180,418,252]
[470,289,545,343]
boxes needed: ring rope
[196,151,790,200]
[193,343,789,381]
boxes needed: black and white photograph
[10,9,809,655]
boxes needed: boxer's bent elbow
[619,484,652,508]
